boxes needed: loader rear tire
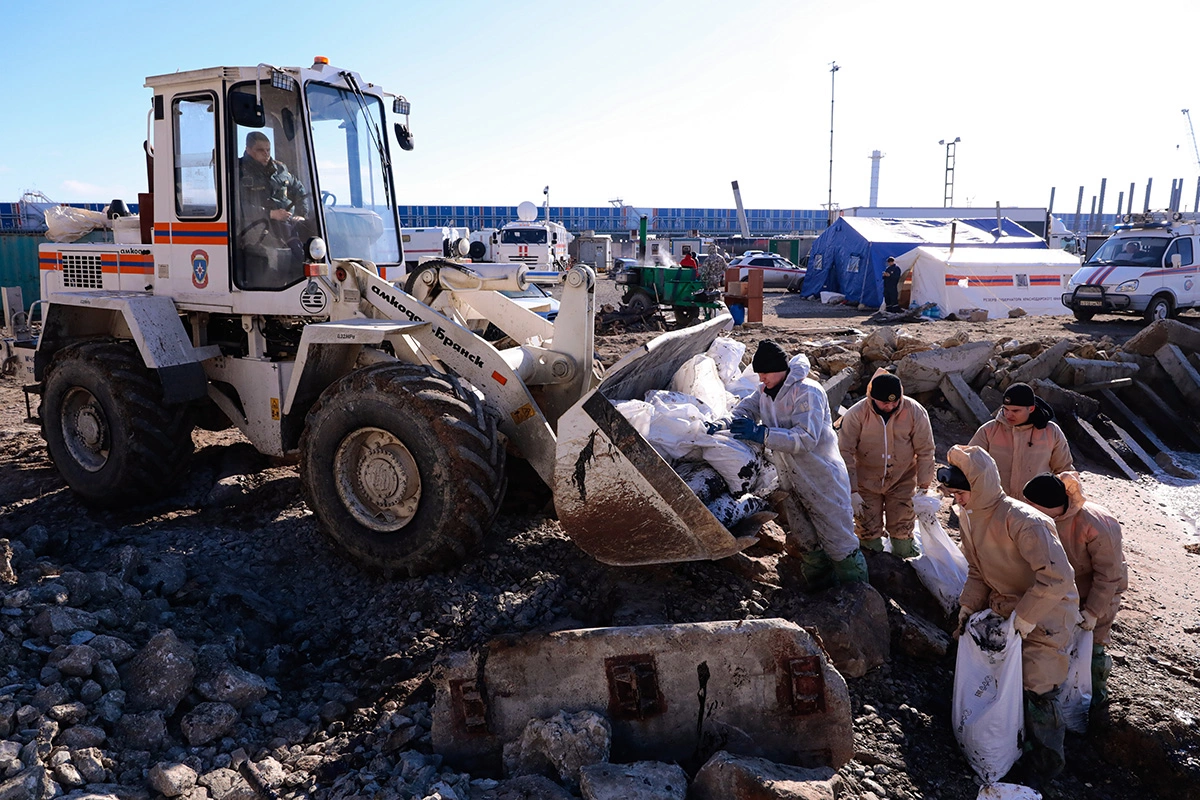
[299,362,506,575]
[41,340,194,507]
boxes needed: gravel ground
[0,280,1197,799]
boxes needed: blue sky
[3,0,1200,215]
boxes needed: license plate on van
[1078,300,1101,307]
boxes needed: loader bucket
[553,314,759,565]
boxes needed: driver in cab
[239,131,310,227]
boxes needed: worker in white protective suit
[716,340,868,588]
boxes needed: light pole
[827,62,840,228]
[938,137,960,207]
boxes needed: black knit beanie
[870,373,903,402]
[752,340,790,373]
[936,465,971,491]
[1023,473,1068,510]
[1003,382,1036,407]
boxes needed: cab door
[1164,236,1198,308]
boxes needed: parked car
[728,251,806,290]
[609,257,640,279]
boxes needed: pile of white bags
[953,610,1025,786]
[911,493,969,615]
[614,337,776,528]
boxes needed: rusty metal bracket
[781,656,825,716]
[449,678,489,733]
[605,654,666,720]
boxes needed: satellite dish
[517,201,538,222]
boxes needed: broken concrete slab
[1073,377,1134,394]
[895,340,995,394]
[1122,318,1200,356]
[1064,357,1140,386]
[579,761,688,800]
[1125,381,1200,450]
[1097,415,1163,476]
[1004,338,1073,387]
[939,372,992,428]
[1154,344,1200,410]
[431,619,854,773]
[821,366,859,416]
[1155,451,1197,479]
[503,710,610,788]
[1063,415,1140,480]
[1030,378,1101,421]
[798,583,890,679]
[691,751,842,800]
[1099,389,1172,455]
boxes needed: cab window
[1165,238,1194,268]
[173,94,219,219]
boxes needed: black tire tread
[299,362,505,575]
[40,340,194,506]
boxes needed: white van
[1062,211,1200,323]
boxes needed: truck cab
[474,201,572,270]
[1062,211,1200,323]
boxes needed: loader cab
[147,62,405,314]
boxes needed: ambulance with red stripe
[1062,211,1199,323]
[473,201,572,270]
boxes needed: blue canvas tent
[800,217,1047,307]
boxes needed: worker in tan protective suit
[968,382,1073,497]
[941,444,1079,781]
[1023,471,1128,709]
[838,370,935,559]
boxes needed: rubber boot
[1023,688,1066,780]
[831,548,870,585]
[859,536,885,553]
[798,549,836,592]
[891,537,921,559]
[1092,644,1112,707]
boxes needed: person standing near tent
[882,256,903,312]
[1022,471,1127,710]
[968,382,1073,497]
[838,371,935,559]
[940,444,1079,781]
[721,340,869,588]
[679,248,698,278]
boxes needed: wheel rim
[333,427,422,532]
[629,294,654,314]
[1153,301,1170,320]
[60,386,110,472]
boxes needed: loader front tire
[41,340,194,507]
[299,362,506,575]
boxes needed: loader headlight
[1115,279,1139,292]
[305,237,328,261]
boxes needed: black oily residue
[969,612,1009,652]
[705,493,771,528]
[676,462,727,504]
[572,430,598,503]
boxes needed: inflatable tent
[800,217,1047,308]
[896,246,1083,317]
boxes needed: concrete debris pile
[807,318,1200,481]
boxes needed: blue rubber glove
[704,420,726,435]
[729,418,767,444]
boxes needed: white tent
[896,246,1083,317]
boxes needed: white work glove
[1014,615,1037,639]
[851,492,864,517]
[954,606,974,639]
[1080,610,1098,631]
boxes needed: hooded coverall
[731,354,862,570]
[968,408,1073,498]
[838,371,935,547]
[1052,471,1128,705]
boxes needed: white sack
[953,610,1025,785]
[911,493,970,615]
[975,783,1043,800]
[614,400,654,439]
[726,363,760,400]
[642,390,709,460]
[707,337,747,387]
[699,434,768,496]
[706,492,771,529]
[671,354,729,418]
[674,461,727,504]
[1061,625,1094,734]
[45,206,110,243]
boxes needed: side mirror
[1171,253,1183,268]
[394,122,414,151]
[230,92,265,128]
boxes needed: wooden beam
[939,372,992,428]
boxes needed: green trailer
[614,264,723,327]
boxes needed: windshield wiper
[339,71,392,210]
